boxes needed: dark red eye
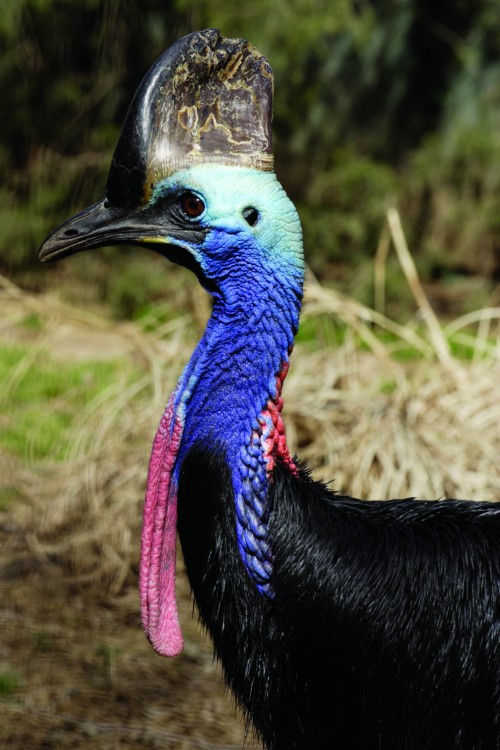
[179,191,205,219]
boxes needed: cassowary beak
[38,199,206,264]
[38,200,134,262]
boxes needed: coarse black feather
[178,444,500,750]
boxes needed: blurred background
[1,1,500,748]
[4,0,500,312]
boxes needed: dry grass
[294,274,500,501]
[1,211,499,747]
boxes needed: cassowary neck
[140,241,303,656]
[176,257,302,592]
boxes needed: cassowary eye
[179,191,205,219]
[243,207,260,227]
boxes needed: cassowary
[39,29,499,750]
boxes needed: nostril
[63,228,79,238]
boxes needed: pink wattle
[140,391,184,657]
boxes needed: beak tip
[37,200,107,263]
[37,241,57,263]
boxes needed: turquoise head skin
[150,165,304,284]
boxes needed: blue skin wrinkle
[154,166,304,594]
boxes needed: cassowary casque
[39,29,500,750]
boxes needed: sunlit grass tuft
[0,672,21,700]
[0,343,132,460]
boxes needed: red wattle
[260,358,298,477]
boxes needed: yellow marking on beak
[138,236,171,244]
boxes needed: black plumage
[180,446,500,750]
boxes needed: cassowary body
[39,30,500,750]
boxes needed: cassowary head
[39,29,303,296]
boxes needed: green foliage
[0,0,184,276]
[34,631,56,653]
[401,120,500,277]
[295,313,345,349]
[300,150,396,272]
[106,254,172,319]
[0,671,21,699]
[0,485,22,512]
[2,0,500,311]
[0,342,128,460]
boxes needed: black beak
[38,199,207,264]
[38,197,214,290]
[40,200,160,263]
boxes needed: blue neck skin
[158,166,304,593]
